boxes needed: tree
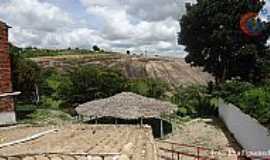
[92,45,100,52]
[126,50,130,55]
[171,85,217,117]
[11,54,41,104]
[60,65,127,104]
[127,78,168,99]
[179,0,270,84]
[9,43,22,55]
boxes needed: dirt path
[157,118,242,160]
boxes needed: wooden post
[95,116,98,124]
[160,119,164,138]
[171,143,174,160]
[197,147,200,160]
[170,117,173,136]
[140,117,143,127]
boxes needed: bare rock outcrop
[30,54,213,87]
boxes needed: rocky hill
[30,54,213,87]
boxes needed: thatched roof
[76,92,177,119]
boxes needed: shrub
[15,103,37,120]
[126,50,130,55]
[10,43,96,58]
[39,68,60,96]
[171,85,217,117]
[212,80,270,124]
[127,78,169,99]
[11,54,41,103]
[61,65,127,104]
[40,70,72,99]
[92,45,100,52]
[39,96,64,110]
[25,109,73,125]
[238,87,270,124]
[212,80,254,104]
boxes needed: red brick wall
[0,22,14,112]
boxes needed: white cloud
[81,0,184,55]
[0,0,72,32]
[0,0,79,48]
[81,0,185,21]
[80,0,120,9]
[0,0,109,50]
[259,0,270,22]
[89,6,134,40]
[9,27,42,47]
[41,28,108,49]
[126,0,180,21]
[0,0,187,57]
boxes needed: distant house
[76,92,177,137]
[0,21,18,125]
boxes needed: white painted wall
[0,112,16,125]
[219,99,270,155]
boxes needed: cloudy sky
[0,0,192,57]
[0,0,269,57]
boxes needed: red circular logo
[240,12,263,36]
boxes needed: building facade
[0,21,16,125]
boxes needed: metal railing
[158,140,244,160]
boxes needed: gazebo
[75,92,177,137]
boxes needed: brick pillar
[0,21,15,125]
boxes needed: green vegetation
[9,43,108,58]
[170,81,270,125]
[126,50,130,55]
[176,0,270,126]
[25,65,129,116]
[12,48,270,125]
[171,85,217,118]
[92,45,100,52]
[127,78,169,99]
[239,87,270,123]
[179,0,270,84]
[56,65,127,104]
[10,43,270,127]
[212,80,270,124]
[22,109,73,125]
[11,53,41,104]
[212,80,254,103]
[10,46,170,123]
[9,32,270,126]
